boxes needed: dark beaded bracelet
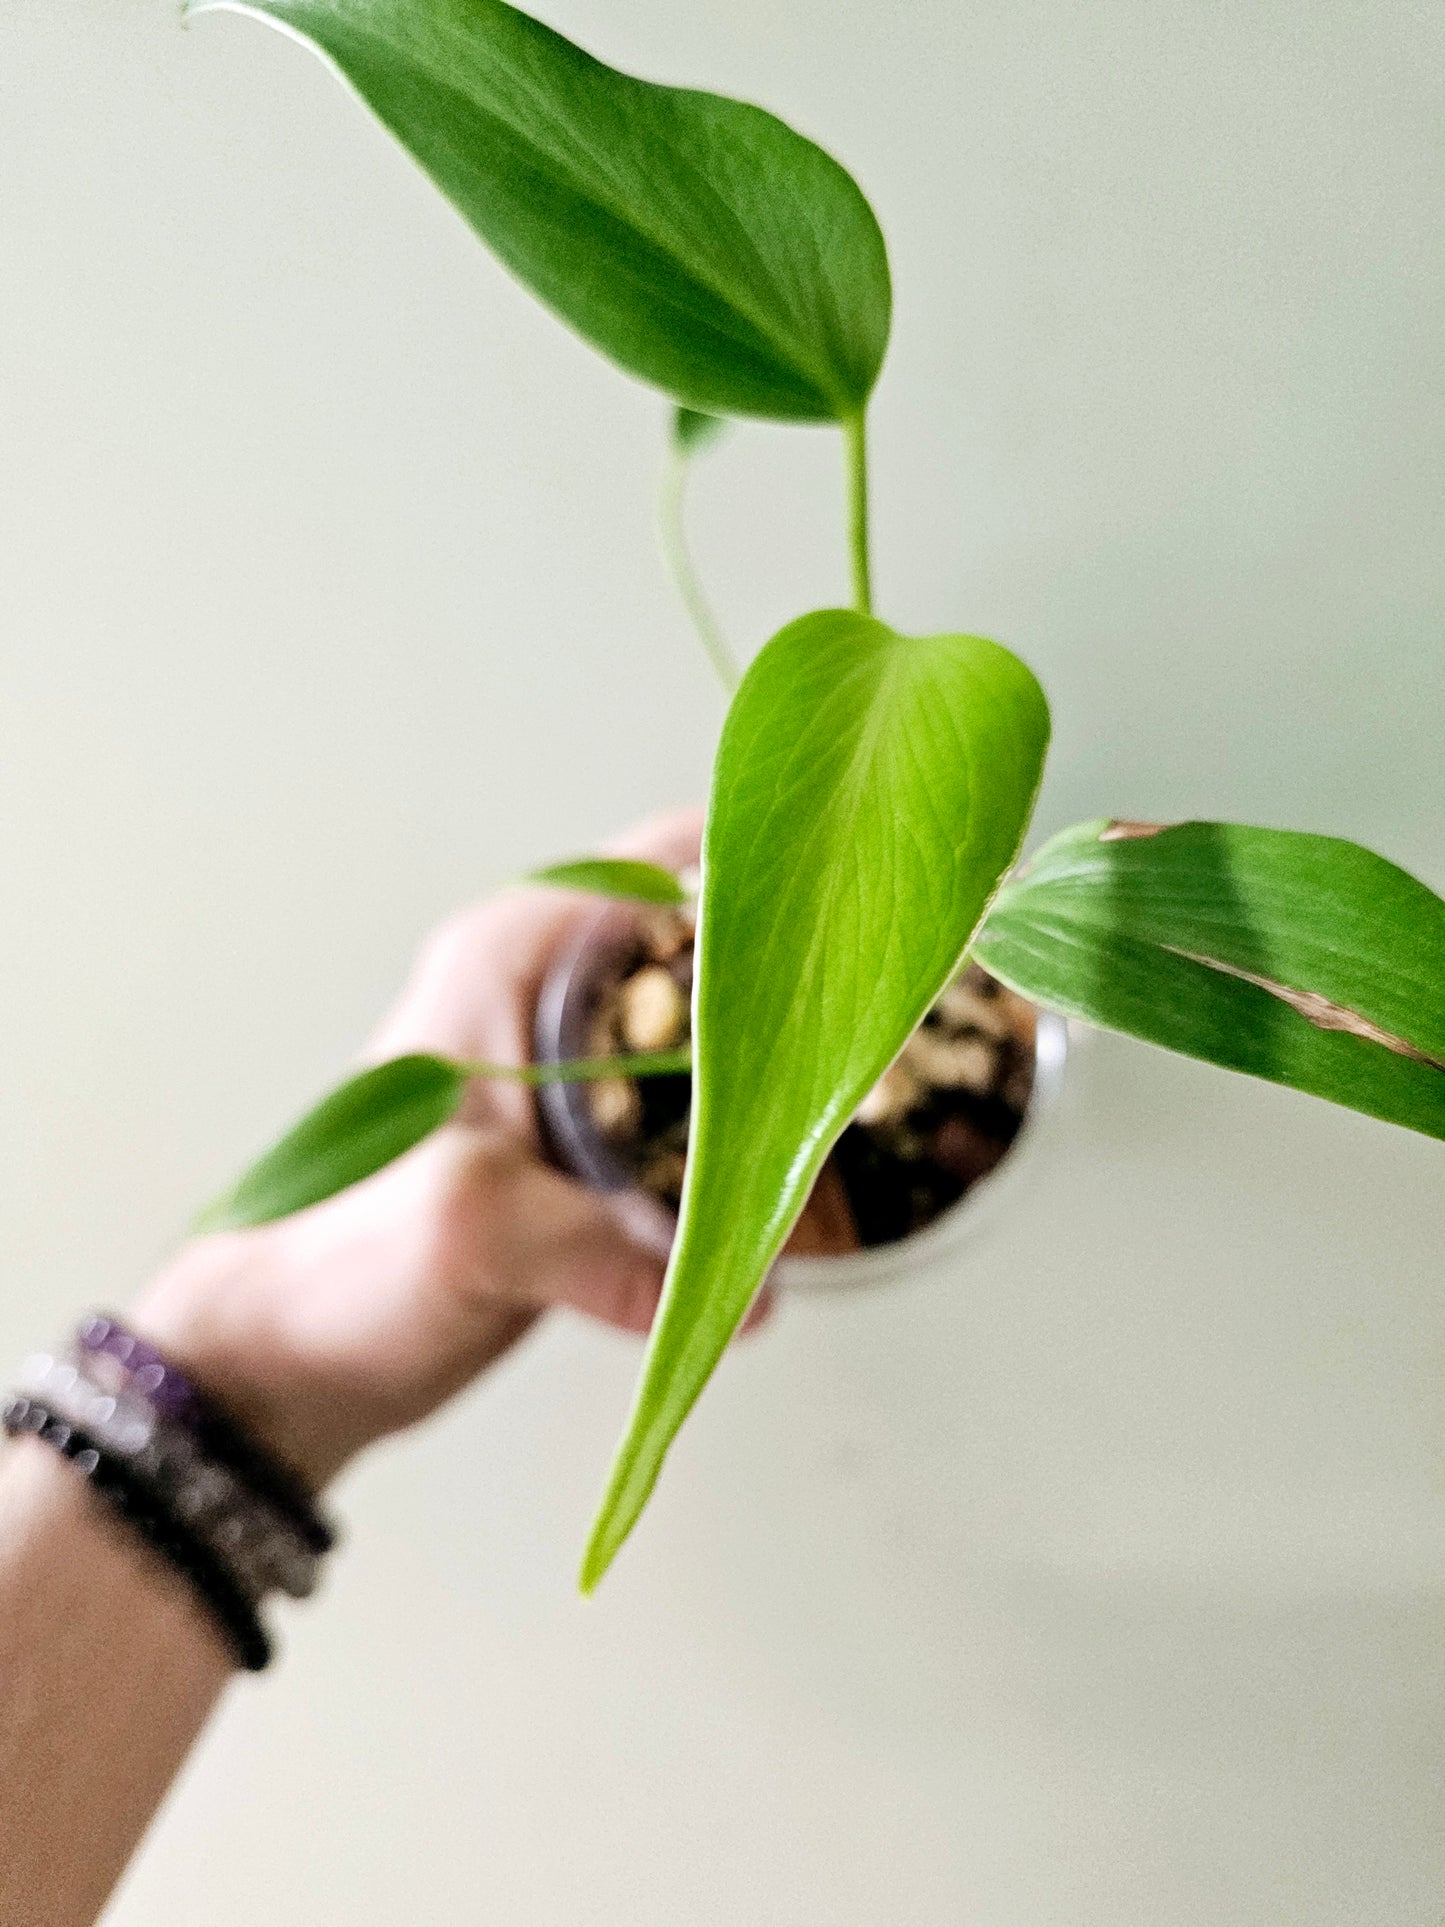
[3,1393,273,1672]
[77,1315,334,1555]
[19,1353,322,1603]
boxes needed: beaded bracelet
[77,1316,335,1555]
[3,1318,338,1673]
[17,1353,322,1602]
[3,1394,272,1672]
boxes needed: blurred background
[2,0,1443,1919]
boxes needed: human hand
[133,810,748,1490]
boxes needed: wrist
[130,1236,361,1495]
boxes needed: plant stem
[658,446,740,694]
[460,1047,691,1085]
[844,409,873,616]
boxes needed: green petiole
[844,409,873,616]
[461,1047,691,1085]
[658,435,739,694]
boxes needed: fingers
[421,1131,666,1337]
[357,807,730,1371]
[145,811,748,1478]
[601,806,704,871]
[366,807,705,1129]
[366,888,582,1075]
[427,1130,772,1348]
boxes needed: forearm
[0,1245,351,1927]
[0,1439,232,1927]
[0,858,679,1923]
[0,1199,541,1923]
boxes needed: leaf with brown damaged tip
[973,818,1445,1141]
[1100,819,1167,841]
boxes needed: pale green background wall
[2,2,1443,1920]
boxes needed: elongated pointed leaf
[198,1053,468,1230]
[528,857,688,905]
[198,1042,697,1229]
[581,610,1050,1586]
[197,0,891,422]
[973,820,1445,1140]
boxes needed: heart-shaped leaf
[581,609,1050,1586]
[973,819,1445,1140]
[196,0,891,422]
[528,857,688,905]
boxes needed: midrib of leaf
[784,647,921,1110]
[493,72,825,393]
[706,646,898,1120]
[252,0,842,410]
[640,96,868,406]
[708,637,984,1158]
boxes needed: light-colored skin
[0,811,751,1927]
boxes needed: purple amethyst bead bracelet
[3,1315,336,1672]
[77,1316,335,1554]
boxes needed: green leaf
[527,856,688,905]
[197,1053,468,1230]
[197,1045,696,1231]
[973,819,1445,1140]
[581,610,1051,1587]
[198,0,892,422]
[672,406,726,456]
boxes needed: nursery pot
[533,898,1067,1288]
